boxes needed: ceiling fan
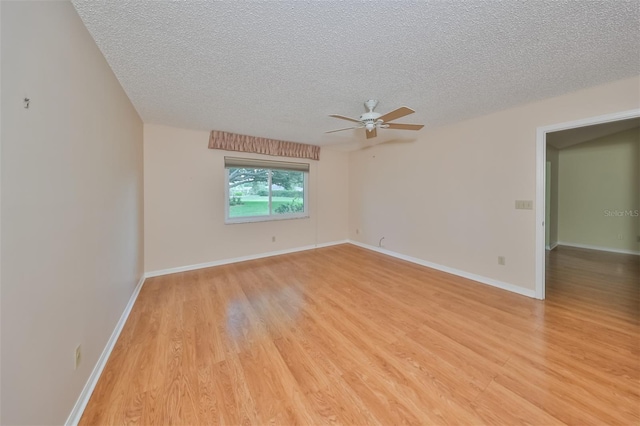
[326,100,424,139]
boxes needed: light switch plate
[515,200,533,210]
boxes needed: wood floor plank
[497,351,638,425]
[471,380,566,426]
[80,244,640,425]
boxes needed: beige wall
[546,146,560,248]
[144,124,348,272]
[1,2,144,425]
[558,128,639,253]
[349,76,640,292]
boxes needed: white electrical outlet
[75,345,82,370]
[617,234,623,240]
[498,256,506,265]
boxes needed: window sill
[225,214,310,225]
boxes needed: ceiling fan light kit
[327,99,424,139]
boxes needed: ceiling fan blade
[329,114,361,123]
[365,127,377,139]
[385,123,424,131]
[325,126,360,134]
[378,106,415,123]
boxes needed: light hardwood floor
[80,244,639,425]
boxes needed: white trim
[546,241,559,251]
[315,239,349,249]
[146,238,535,296]
[225,214,310,225]
[144,240,349,278]
[557,242,640,256]
[65,274,146,426]
[535,108,640,300]
[348,241,536,298]
[535,126,547,300]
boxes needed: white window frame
[224,161,309,224]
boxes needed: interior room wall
[546,146,560,249]
[143,124,349,273]
[1,2,144,424]
[558,128,639,253]
[349,76,639,293]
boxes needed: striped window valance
[209,130,320,161]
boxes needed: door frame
[534,108,640,299]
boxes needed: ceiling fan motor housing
[359,112,382,122]
[360,111,383,132]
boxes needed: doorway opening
[535,109,640,299]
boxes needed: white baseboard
[557,241,640,256]
[546,241,559,251]
[146,239,535,298]
[315,239,349,249]
[347,240,536,298]
[65,274,146,426]
[144,240,349,278]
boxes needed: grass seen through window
[227,167,306,221]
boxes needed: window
[225,157,309,223]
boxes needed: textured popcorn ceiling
[72,1,640,149]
